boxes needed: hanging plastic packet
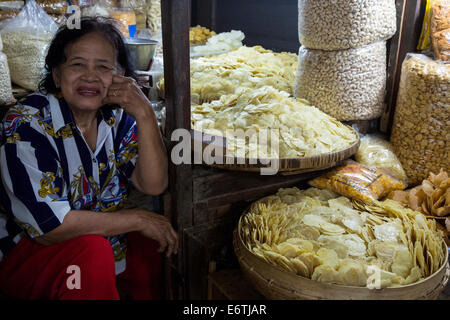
[0,0,58,91]
[309,160,407,204]
[355,134,407,183]
[417,0,433,51]
[110,8,136,38]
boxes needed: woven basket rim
[234,220,449,292]
[191,126,360,172]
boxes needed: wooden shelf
[208,268,265,300]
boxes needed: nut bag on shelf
[297,0,397,50]
[430,0,450,61]
[390,54,449,187]
[294,41,387,121]
[35,0,67,16]
[0,0,57,91]
[309,160,407,204]
[355,134,407,183]
[0,1,23,22]
[0,33,14,105]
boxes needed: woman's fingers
[140,212,179,258]
[165,228,179,257]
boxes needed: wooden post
[161,0,193,299]
[381,0,427,135]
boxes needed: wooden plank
[161,0,193,300]
[381,0,427,135]
[192,166,324,206]
[208,269,265,300]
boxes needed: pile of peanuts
[294,0,397,121]
[390,54,450,186]
[0,34,13,105]
[297,0,397,50]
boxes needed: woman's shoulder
[1,93,51,140]
[4,93,50,120]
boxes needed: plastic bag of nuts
[297,0,397,50]
[0,52,14,105]
[294,41,387,121]
[0,0,57,91]
[390,54,450,187]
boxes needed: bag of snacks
[309,160,407,203]
[294,42,387,121]
[390,54,449,186]
[388,169,450,217]
[355,134,407,183]
[0,33,14,105]
[430,0,450,61]
[0,0,57,90]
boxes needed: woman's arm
[131,111,168,195]
[35,208,178,257]
[103,75,168,195]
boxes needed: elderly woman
[0,17,177,299]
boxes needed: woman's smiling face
[53,32,120,114]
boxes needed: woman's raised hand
[103,75,153,120]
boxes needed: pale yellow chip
[311,265,340,284]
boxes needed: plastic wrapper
[146,0,160,35]
[309,160,407,204]
[119,0,146,30]
[81,3,110,17]
[297,0,397,50]
[390,54,449,186]
[0,1,23,22]
[0,52,13,105]
[388,169,450,217]
[49,14,66,26]
[417,0,433,51]
[430,0,450,61]
[110,8,136,38]
[294,41,387,121]
[355,134,407,183]
[0,9,19,22]
[0,0,57,91]
[35,0,66,15]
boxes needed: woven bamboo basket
[233,229,450,300]
[191,128,360,174]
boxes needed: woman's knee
[69,234,115,265]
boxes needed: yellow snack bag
[417,0,433,51]
[309,160,407,203]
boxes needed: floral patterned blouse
[0,93,138,274]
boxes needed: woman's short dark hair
[39,16,137,94]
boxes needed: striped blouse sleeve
[115,112,138,181]
[0,110,71,238]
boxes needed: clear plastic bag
[390,53,450,186]
[294,41,387,121]
[309,160,407,204]
[0,0,57,90]
[298,0,397,50]
[430,0,450,61]
[35,0,67,15]
[355,134,407,183]
[0,52,13,105]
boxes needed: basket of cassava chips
[234,187,449,299]
[191,86,360,174]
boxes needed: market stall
[0,0,448,301]
[160,0,449,300]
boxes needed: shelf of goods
[157,0,450,300]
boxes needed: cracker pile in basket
[192,86,358,159]
[239,187,446,288]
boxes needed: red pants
[0,232,162,300]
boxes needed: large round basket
[191,128,360,175]
[233,229,450,300]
